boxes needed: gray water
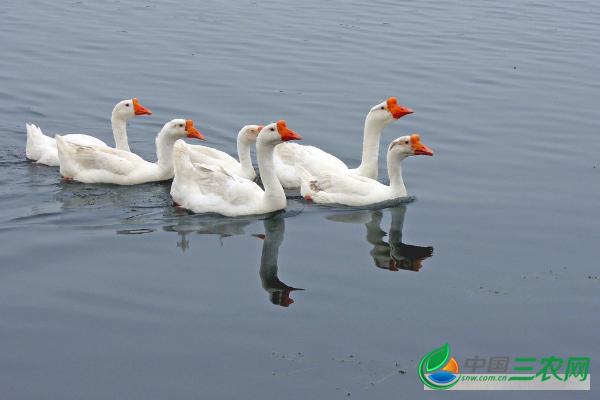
[1,0,599,399]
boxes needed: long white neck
[237,135,255,176]
[155,133,180,177]
[353,114,394,180]
[111,114,130,152]
[257,141,286,210]
[387,153,408,198]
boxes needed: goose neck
[354,115,392,179]
[155,133,179,175]
[387,154,408,198]
[237,135,254,176]
[111,114,130,152]
[257,141,285,203]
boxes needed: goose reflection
[326,205,433,271]
[162,215,255,249]
[161,203,304,250]
[254,217,303,307]
[162,214,303,306]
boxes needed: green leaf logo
[426,343,450,372]
[419,343,460,390]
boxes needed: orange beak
[387,97,413,119]
[276,120,302,142]
[132,98,152,115]
[281,290,294,307]
[185,120,206,141]
[258,126,264,132]
[411,134,433,156]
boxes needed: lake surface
[1,0,599,398]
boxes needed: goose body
[273,97,413,188]
[183,125,263,180]
[171,121,302,217]
[57,119,205,185]
[298,134,433,206]
[25,99,152,166]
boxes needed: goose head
[160,119,206,141]
[388,134,434,160]
[258,120,302,146]
[112,98,153,120]
[239,124,264,145]
[367,97,413,126]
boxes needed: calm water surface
[1,0,599,399]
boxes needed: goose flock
[25,97,434,217]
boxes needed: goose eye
[179,124,183,127]
[380,106,385,110]
[125,103,130,107]
[270,127,275,131]
[404,140,409,144]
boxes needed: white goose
[171,121,302,217]
[182,125,263,180]
[25,98,152,166]
[57,119,205,185]
[273,97,413,188]
[297,134,433,206]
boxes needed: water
[1,0,599,398]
